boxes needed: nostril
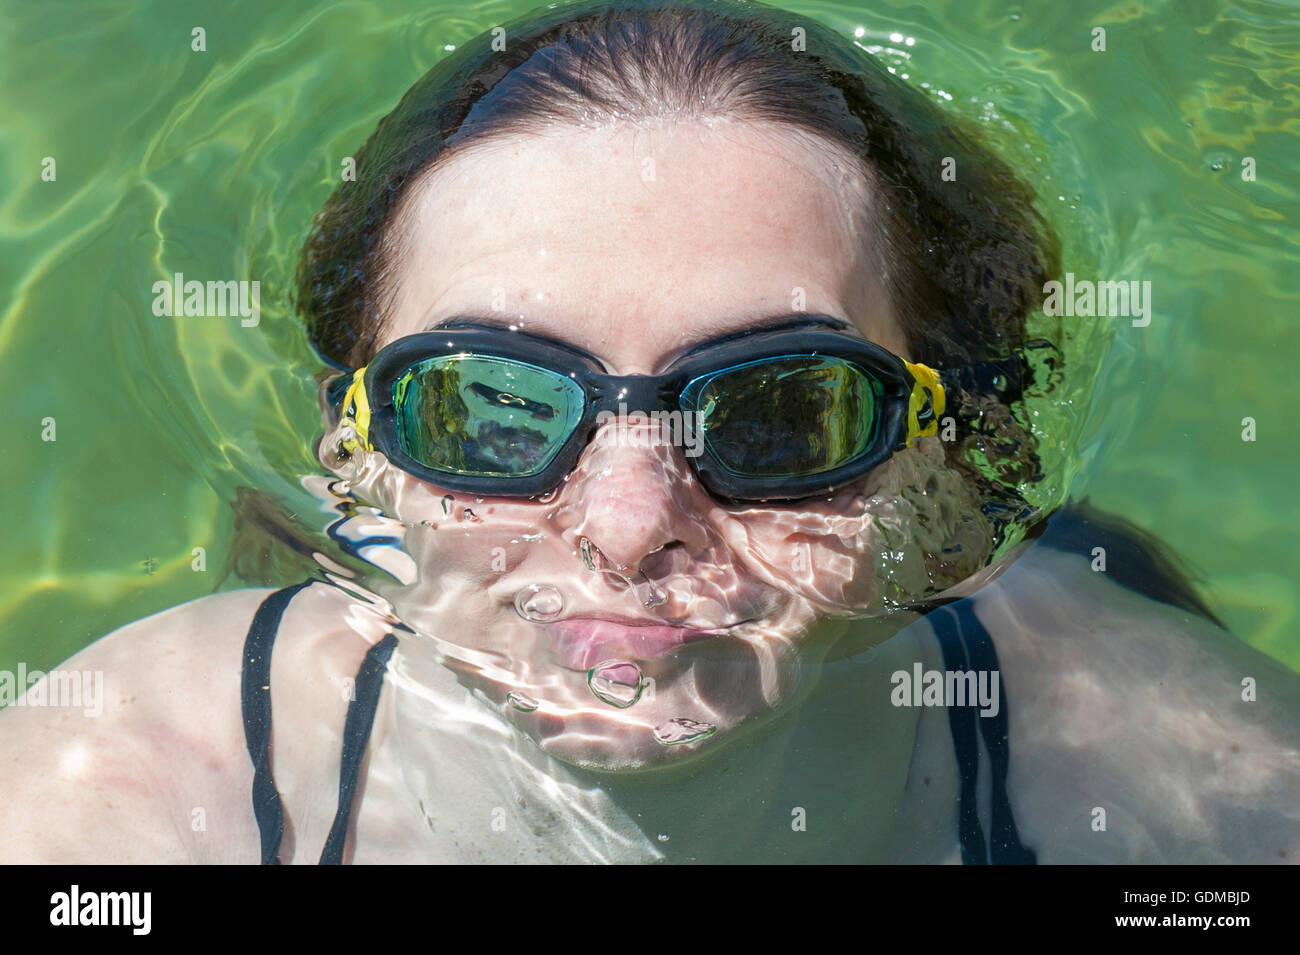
[638,539,685,578]
[575,536,670,609]
[580,536,682,574]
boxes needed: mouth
[544,615,734,670]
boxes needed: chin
[514,653,798,773]
[529,709,758,774]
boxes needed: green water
[1,0,1297,677]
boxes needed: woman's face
[323,119,991,769]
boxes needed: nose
[553,417,711,572]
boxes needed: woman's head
[294,0,1059,769]
[299,0,1054,372]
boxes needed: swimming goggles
[332,317,965,502]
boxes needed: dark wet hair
[1037,499,1225,629]
[295,0,1058,376]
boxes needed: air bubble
[460,508,479,522]
[441,494,454,515]
[514,584,565,622]
[506,691,539,712]
[635,571,667,609]
[535,487,559,504]
[588,660,644,708]
[653,718,717,746]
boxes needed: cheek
[721,491,882,610]
[720,441,990,611]
[326,436,553,582]
[329,451,563,647]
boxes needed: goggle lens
[393,355,584,477]
[682,356,882,479]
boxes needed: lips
[545,616,717,670]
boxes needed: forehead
[378,119,903,371]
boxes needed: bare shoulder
[0,582,376,863]
[964,544,1300,863]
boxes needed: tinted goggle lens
[682,356,882,479]
[391,353,883,484]
[393,355,584,476]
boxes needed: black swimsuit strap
[240,580,314,865]
[240,580,398,865]
[927,599,1037,865]
[319,633,399,864]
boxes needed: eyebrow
[425,312,854,366]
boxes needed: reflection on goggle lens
[394,356,585,477]
[683,356,881,478]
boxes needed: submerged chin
[523,700,774,772]
[505,639,801,772]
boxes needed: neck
[555,616,957,861]
[366,577,984,861]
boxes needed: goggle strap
[939,355,1027,404]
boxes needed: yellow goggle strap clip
[902,360,945,444]
[339,366,372,453]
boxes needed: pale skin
[1,120,1296,862]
